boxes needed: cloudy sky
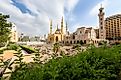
[0,0,121,36]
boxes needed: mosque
[47,17,68,43]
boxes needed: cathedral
[47,17,67,43]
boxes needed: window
[70,41,72,44]
[77,40,79,43]
[100,18,102,20]
[67,41,69,43]
[100,25,103,29]
[84,40,86,44]
[74,41,76,44]
[100,22,102,25]
[73,35,75,39]
[56,36,58,42]
[66,37,68,39]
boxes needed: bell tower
[98,4,106,39]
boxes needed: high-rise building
[105,14,121,40]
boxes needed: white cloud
[64,0,79,12]
[90,0,121,19]
[0,0,79,36]
[89,0,108,16]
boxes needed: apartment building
[105,14,121,40]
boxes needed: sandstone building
[10,23,18,42]
[63,27,101,45]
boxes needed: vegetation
[0,56,14,79]
[32,49,42,64]
[7,43,19,51]
[1,13,121,79]
[0,49,3,54]
[53,43,60,54]
[14,48,25,67]
[10,44,121,80]
[0,13,36,79]
[0,43,19,54]
[20,45,37,54]
[0,13,12,47]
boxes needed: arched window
[84,40,86,44]
[80,40,83,45]
[63,41,64,44]
[74,41,76,44]
[77,40,79,43]
[67,41,69,43]
[56,36,58,42]
[70,41,72,44]
[73,35,75,39]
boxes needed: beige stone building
[47,17,66,43]
[94,29,99,39]
[10,23,18,42]
[63,27,100,45]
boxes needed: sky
[0,0,121,36]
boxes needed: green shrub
[20,45,37,54]
[10,44,121,80]
[7,44,19,50]
[0,49,3,54]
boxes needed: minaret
[57,24,59,30]
[61,17,64,34]
[50,20,52,34]
[98,4,106,39]
[66,22,67,32]
[66,22,68,34]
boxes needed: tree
[0,13,12,47]
[53,43,60,54]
